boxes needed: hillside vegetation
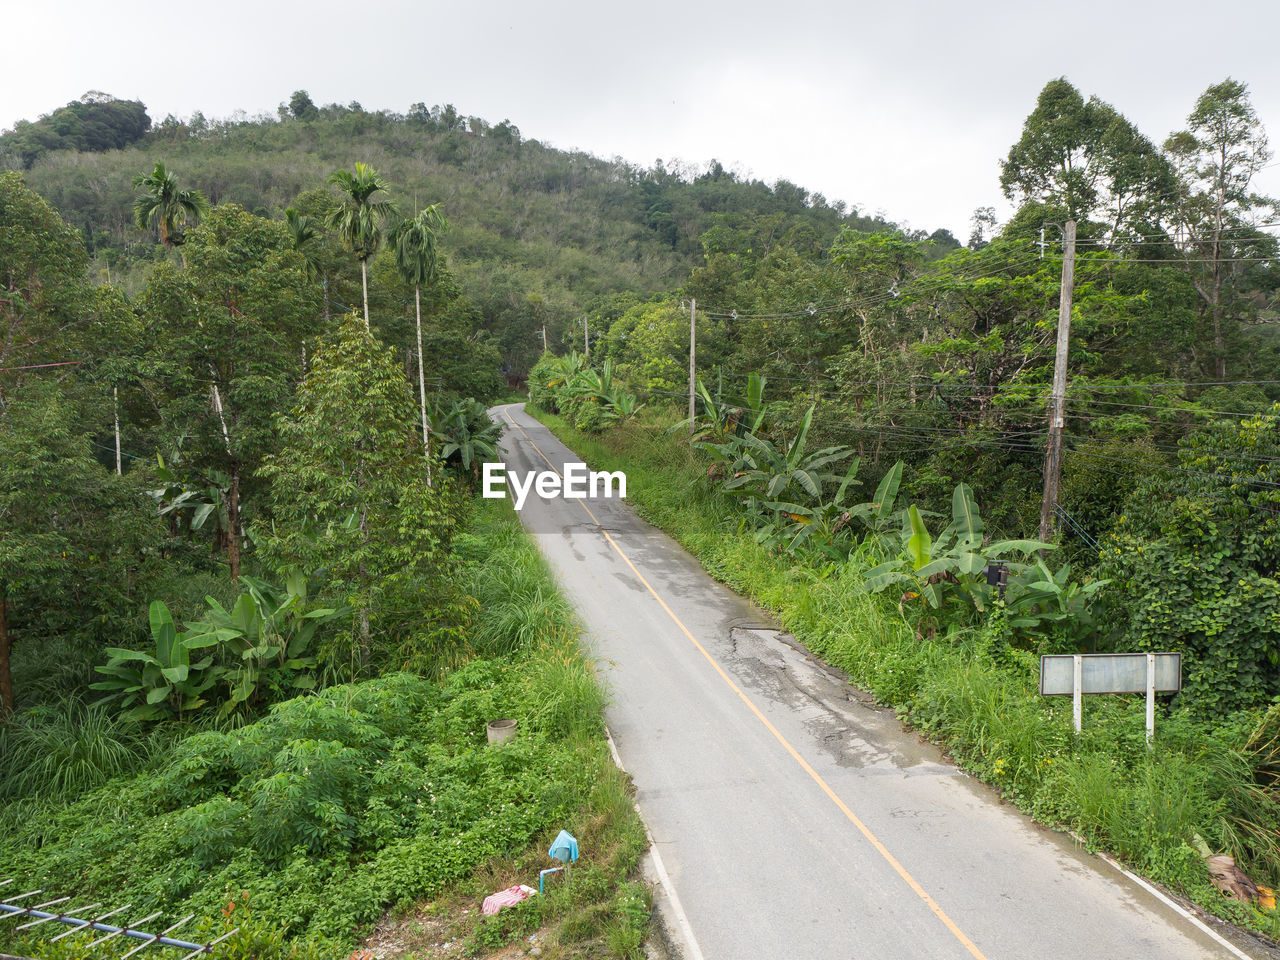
[2,73,1280,953]
[4,90,908,376]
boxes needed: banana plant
[863,483,1051,614]
[149,451,230,546]
[187,570,344,715]
[91,601,222,721]
[1004,557,1110,636]
[717,406,855,503]
[755,459,863,557]
[427,398,502,477]
[605,389,642,421]
[679,372,772,443]
[845,460,905,548]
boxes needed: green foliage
[91,600,222,721]
[259,313,465,672]
[132,160,210,249]
[428,396,503,477]
[189,571,346,714]
[0,170,124,377]
[326,163,398,265]
[1098,408,1280,714]
[695,403,861,556]
[136,202,322,576]
[0,701,150,800]
[0,381,165,713]
[527,352,640,434]
[677,372,772,443]
[861,484,1076,636]
[1,504,643,959]
[390,204,447,287]
[1000,78,1175,233]
[149,447,232,550]
[0,93,150,168]
[574,397,608,434]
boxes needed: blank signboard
[1040,653,1181,696]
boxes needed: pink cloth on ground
[481,885,535,915]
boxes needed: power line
[0,360,86,372]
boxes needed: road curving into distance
[494,402,1264,960]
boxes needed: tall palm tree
[132,161,210,250]
[285,207,330,325]
[390,205,449,474]
[326,164,398,329]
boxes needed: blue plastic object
[539,866,562,894]
[548,829,579,864]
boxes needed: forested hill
[2,91,938,373]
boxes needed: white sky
[4,0,1280,240]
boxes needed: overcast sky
[4,0,1280,240]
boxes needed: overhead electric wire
[1070,221,1280,245]
[696,253,1049,322]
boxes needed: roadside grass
[532,403,1280,943]
[0,500,651,960]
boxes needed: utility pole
[541,324,547,352]
[687,298,697,436]
[582,316,589,358]
[1039,220,1076,544]
[113,386,122,476]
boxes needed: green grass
[0,700,152,801]
[533,401,1280,942]
[0,499,650,960]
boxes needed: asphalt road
[493,402,1260,960]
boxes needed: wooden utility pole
[1039,220,1076,544]
[687,298,697,436]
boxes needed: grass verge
[531,402,1280,944]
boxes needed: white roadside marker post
[1072,654,1083,734]
[1146,652,1156,749]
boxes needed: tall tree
[259,312,459,672]
[1,172,93,383]
[326,164,398,329]
[131,160,210,250]
[1165,79,1278,379]
[0,382,163,717]
[1001,79,1175,239]
[288,89,319,121]
[137,205,320,578]
[390,204,449,466]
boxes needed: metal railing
[1,880,237,959]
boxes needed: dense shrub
[1098,408,1280,714]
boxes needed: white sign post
[1040,652,1181,747]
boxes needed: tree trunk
[322,276,331,325]
[415,285,432,487]
[1212,162,1227,381]
[358,500,371,671]
[0,582,13,719]
[227,465,242,581]
[361,260,370,330]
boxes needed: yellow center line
[500,405,989,960]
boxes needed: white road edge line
[605,727,707,960]
[1093,850,1256,959]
